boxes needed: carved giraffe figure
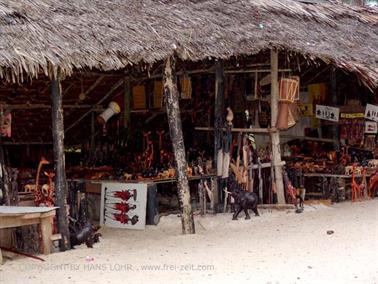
[42,171,55,207]
[24,157,49,205]
[35,157,49,205]
[142,131,151,152]
[145,140,154,169]
[141,131,153,169]
[156,130,165,151]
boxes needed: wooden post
[214,61,224,211]
[330,67,339,146]
[124,78,131,129]
[51,76,71,250]
[40,215,53,254]
[163,56,195,234]
[270,49,285,204]
[90,111,95,158]
[0,141,10,205]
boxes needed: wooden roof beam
[4,104,101,110]
[64,79,124,133]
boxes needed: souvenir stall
[2,57,377,237]
[279,73,378,203]
[2,73,219,232]
[0,61,377,261]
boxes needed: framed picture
[100,182,147,230]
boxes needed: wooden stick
[0,246,45,262]
[4,104,101,110]
[225,68,292,74]
[0,142,52,145]
[195,127,277,133]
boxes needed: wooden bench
[0,206,58,264]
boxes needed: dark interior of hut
[0,50,377,227]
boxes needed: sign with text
[365,121,378,134]
[315,105,339,122]
[298,103,313,116]
[364,103,378,122]
[340,113,364,119]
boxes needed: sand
[0,200,377,284]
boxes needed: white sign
[364,103,378,122]
[315,105,339,122]
[365,121,378,134]
[100,182,147,230]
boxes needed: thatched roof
[0,0,377,87]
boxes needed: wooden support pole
[330,67,339,146]
[163,56,195,234]
[270,49,285,204]
[214,61,224,211]
[0,139,10,205]
[51,76,71,250]
[124,78,131,129]
[0,107,10,205]
[90,111,95,160]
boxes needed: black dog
[227,176,259,220]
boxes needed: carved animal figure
[142,131,151,152]
[145,140,154,169]
[41,171,55,206]
[123,173,133,180]
[351,165,366,201]
[156,130,165,152]
[70,222,101,248]
[226,176,259,220]
[24,157,49,193]
[226,107,234,125]
[24,157,50,206]
[368,170,378,198]
[368,159,378,168]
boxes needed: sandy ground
[0,200,377,284]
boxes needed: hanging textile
[153,80,164,108]
[1,112,11,137]
[180,75,192,99]
[132,85,146,109]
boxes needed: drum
[279,77,299,103]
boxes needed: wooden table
[0,206,57,264]
[68,175,217,225]
[299,173,371,200]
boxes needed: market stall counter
[67,174,216,229]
